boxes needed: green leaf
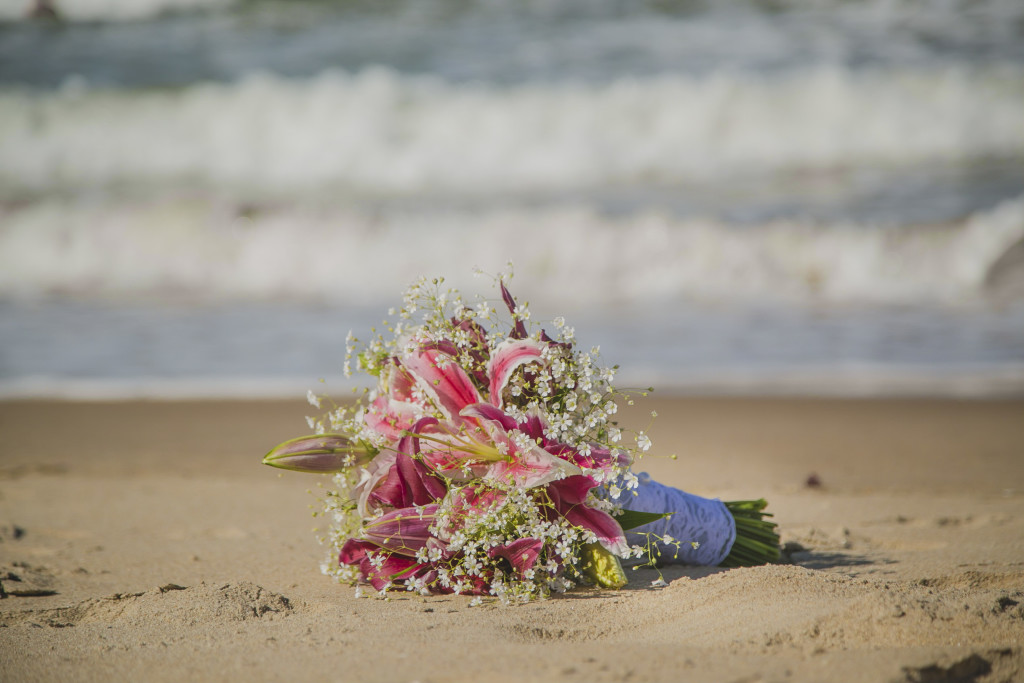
[613,509,670,531]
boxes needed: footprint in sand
[0,562,58,597]
[0,581,292,628]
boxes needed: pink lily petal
[339,538,377,566]
[362,505,438,556]
[397,416,442,453]
[488,537,543,577]
[460,402,518,432]
[546,476,628,556]
[398,417,491,476]
[395,450,447,505]
[368,449,446,510]
[461,403,582,488]
[486,338,546,408]
[562,505,629,557]
[403,347,482,419]
[368,465,406,510]
[362,553,421,591]
[354,450,397,517]
[547,474,596,506]
[364,394,419,441]
[486,442,581,489]
[445,485,507,530]
[384,358,418,401]
[516,410,547,442]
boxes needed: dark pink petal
[539,328,572,352]
[561,505,628,556]
[517,412,547,442]
[419,339,459,357]
[546,443,594,468]
[368,465,406,510]
[487,338,546,408]
[397,416,442,454]
[489,537,543,577]
[364,553,420,591]
[395,451,447,505]
[363,505,438,556]
[545,476,628,556]
[460,402,518,432]
[547,474,598,506]
[339,538,377,566]
[500,281,528,339]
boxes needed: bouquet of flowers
[263,272,778,604]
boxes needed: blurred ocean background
[1,0,1023,398]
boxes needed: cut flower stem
[720,499,780,568]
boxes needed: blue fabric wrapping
[620,472,736,566]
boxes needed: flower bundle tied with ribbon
[264,273,779,604]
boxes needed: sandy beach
[1,396,1022,683]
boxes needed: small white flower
[651,578,668,588]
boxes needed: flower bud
[262,434,372,473]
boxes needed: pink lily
[355,418,448,515]
[460,403,582,488]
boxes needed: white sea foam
[0,0,234,21]
[2,194,1021,306]
[2,66,1021,195]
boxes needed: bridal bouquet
[263,272,778,604]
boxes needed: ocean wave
[0,0,234,22]
[2,194,1021,306]
[1,66,1021,195]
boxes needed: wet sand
[1,397,1022,682]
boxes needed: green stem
[719,499,780,568]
